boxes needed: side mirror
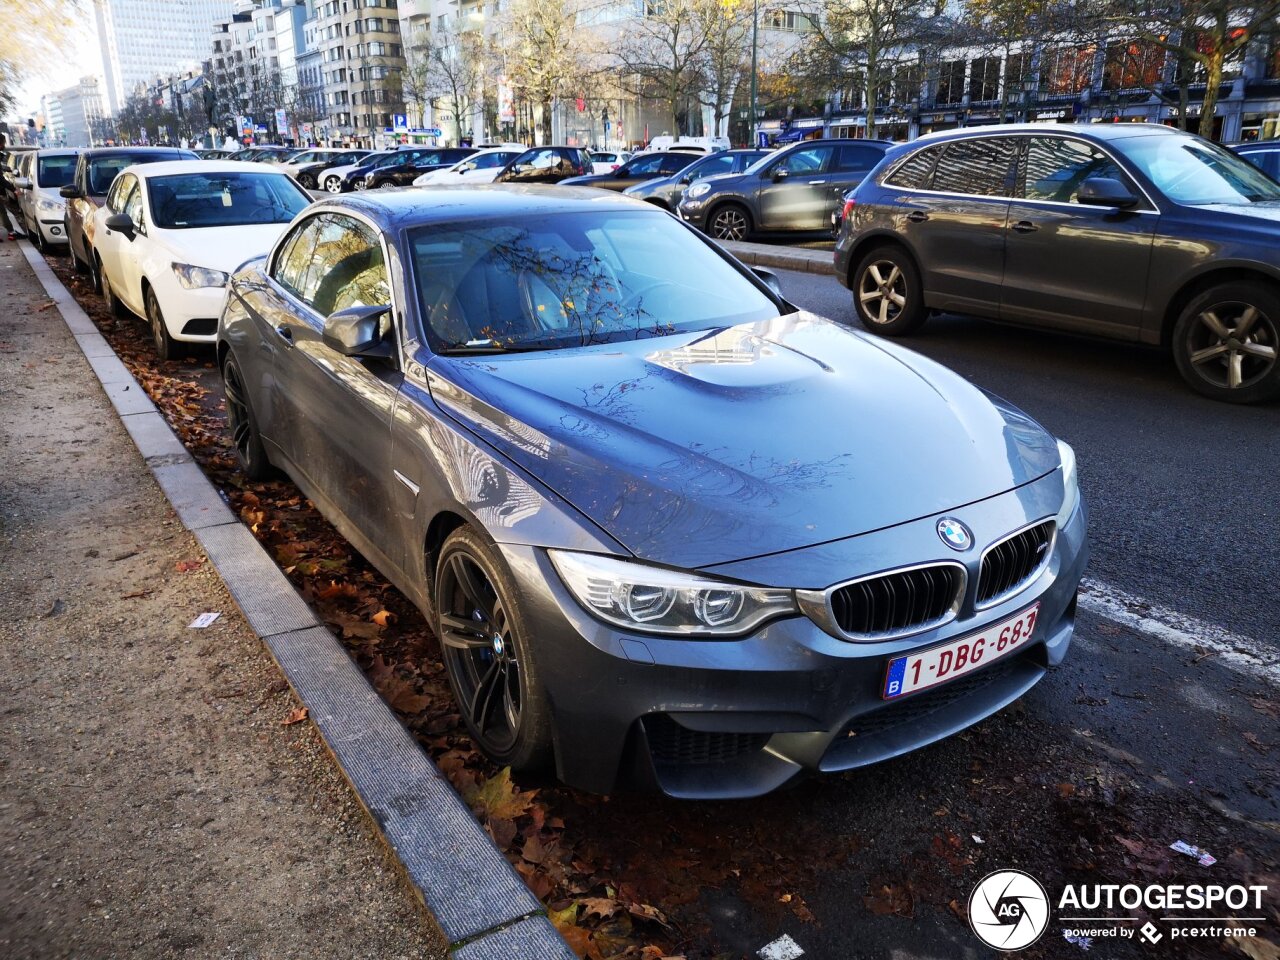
[60,184,83,199]
[14,176,30,190]
[771,167,789,182]
[678,172,694,185]
[322,305,393,358]
[105,212,135,239]
[1078,177,1139,210]
[751,267,784,297]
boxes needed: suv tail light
[841,197,856,221]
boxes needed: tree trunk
[1198,48,1223,140]
[865,67,878,140]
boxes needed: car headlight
[549,550,795,637]
[1056,439,1079,526]
[37,197,62,213]
[171,262,230,289]
[686,182,711,199]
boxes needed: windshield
[37,155,77,188]
[1123,136,1280,204]
[410,210,779,354]
[147,172,310,229]
[88,153,177,194]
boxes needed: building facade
[97,0,238,115]
[311,0,408,147]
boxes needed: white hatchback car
[589,150,632,175]
[16,148,80,251]
[93,160,312,360]
[412,147,525,186]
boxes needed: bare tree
[498,0,588,144]
[790,0,937,138]
[1107,0,1280,138]
[695,0,754,137]
[615,0,717,136]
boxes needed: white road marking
[758,933,805,960]
[1079,578,1280,687]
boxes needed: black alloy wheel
[708,203,751,241]
[298,172,317,189]
[434,527,552,769]
[1173,281,1280,403]
[852,246,927,336]
[221,353,273,480]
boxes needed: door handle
[1011,220,1039,233]
[274,324,294,346]
[807,179,828,185]
[905,210,929,222]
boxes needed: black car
[342,148,433,192]
[1233,140,1280,180]
[558,149,701,192]
[60,146,197,286]
[216,186,1085,797]
[292,150,370,189]
[835,123,1280,404]
[492,146,593,185]
[677,138,892,240]
[364,148,478,189]
[624,149,769,210]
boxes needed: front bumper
[150,272,224,342]
[37,217,69,245]
[676,198,709,229]
[499,471,1086,798]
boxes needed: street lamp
[749,0,758,148]
[1021,76,1038,123]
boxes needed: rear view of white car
[589,150,632,174]
[17,148,80,251]
[412,147,525,186]
[92,160,311,360]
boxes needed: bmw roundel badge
[937,517,973,551]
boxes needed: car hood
[426,313,1060,568]
[155,222,290,274]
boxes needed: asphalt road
[770,266,1280,649]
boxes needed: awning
[774,128,805,143]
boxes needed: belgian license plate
[882,604,1039,700]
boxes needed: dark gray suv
[835,124,1280,404]
[678,138,891,240]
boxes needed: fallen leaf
[120,589,152,599]
[281,707,308,726]
[175,559,204,572]
[464,767,537,823]
[372,609,397,627]
[1057,782,1076,798]
[865,883,914,918]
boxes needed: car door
[96,173,136,292]
[610,152,666,189]
[895,136,1017,314]
[827,143,887,221]
[756,144,836,230]
[270,211,404,558]
[115,176,151,315]
[1000,135,1157,337]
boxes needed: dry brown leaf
[175,558,204,572]
[281,707,308,726]
[372,608,397,627]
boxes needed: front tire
[145,286,178,362]
[707,203,751,241]
[434,527,553,771]
[1172,281,1280,404]
[221,353,274,481]
[100,263,130,319]
[852,246,927,336]
[325,177,343,194]
[297,173,317,189]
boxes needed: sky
[11,14,103,120]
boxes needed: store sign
[497,77,515,123]
[393,113,408,132]
[274,108,288,131]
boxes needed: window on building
[763,9,815,32]
[969,56,1001,102]
[935,59,965,105]
[1103,39,1165,90]
[1040,44,1096,95]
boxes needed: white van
[646,135,730,153]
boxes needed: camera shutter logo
[968,869,1050,951]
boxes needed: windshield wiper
[438,341,560,355]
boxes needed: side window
[659,153,696,174]
[776,145,832,175]
[308,215,391,318]
[125,181,145,225]
[883,147,940,189]
[272,216,323,295]
[108,174,135,213]
[834,145,885,173]
[626,154,667,176]
[691,153,734,180]
[1021,137,1130,203]
[932,139,1017,196]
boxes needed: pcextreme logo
[967,870,1271,951]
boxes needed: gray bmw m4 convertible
[217,185,1087,798]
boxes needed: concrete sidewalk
[0,233,447,959]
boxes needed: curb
[719,238,834,275]
[16,242,575,959]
